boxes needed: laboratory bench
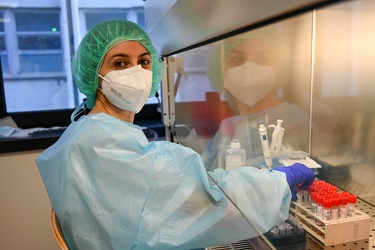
[0,104,165,154]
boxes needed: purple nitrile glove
[272,163,315,201]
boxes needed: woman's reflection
[201,25,311,171]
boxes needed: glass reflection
[201,23,311,171]
[173,14,312,172]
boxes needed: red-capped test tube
[316,195,324,225]
[348,194,357,217]
[331,197,340,220]
[340,196,348,219]
[310,192,318,214]
[322,199,332,221]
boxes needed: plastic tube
[271,228,279,238]
[285,225,292,236]
[311,192,318,214]
[316,195,324,226]
[348,194,357,217]
[278,224,286,236]
[340,196,348,219]
[331,197,340,220]
[322,199,332,221]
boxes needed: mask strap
[99,74,110,84]
[70,101,87,123]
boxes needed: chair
[50,208,70,250]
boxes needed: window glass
[85,13,127,30]
[137,13,145,29]
[18,35,61,50]
[19,54,63,73]
[0,37,6,50]
[15,12,60,32]
[0,12,6,74]
[0,13,4,32]
[4,78,68,112]
[0,55,8,73]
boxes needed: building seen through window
[0,0,147,114]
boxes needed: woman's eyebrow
[107,52,151,61]
[229,50,246,56]
[139,52,151,58]
[108,53,129,60]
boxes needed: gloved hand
[272,163,315,201]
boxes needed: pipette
[268,119,285,156]
[259,123,272,169]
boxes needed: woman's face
[225,38,276,70]
[99,41,152,78]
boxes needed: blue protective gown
[37,113,291,250]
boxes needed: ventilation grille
[207,239,256,250]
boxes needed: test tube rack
[289,202,371,246]
[263,217,306,248]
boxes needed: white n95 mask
[224,61,276,106]
[99,65,153,113]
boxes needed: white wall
[0,150,59,250]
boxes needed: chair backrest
[50,208,70,250]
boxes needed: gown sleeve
[138,141,291,249]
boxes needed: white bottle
[225,139,246,170]
[259,123,272,169]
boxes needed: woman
[37,20,314,250]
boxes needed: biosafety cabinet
[145,0,375,249]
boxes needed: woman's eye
[139,59,152,69]
[227,56,246,67]
[114,61,127,68]
[139,59,150,66]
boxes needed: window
[16,12,62,73]
[0,2,160,122]
[1,9,66,113]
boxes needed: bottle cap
[311,192,318,201]
[317,195,324,205]
[315,180,326,185]
[332,197,340,206]
[341,191,350,197]
[328,186,337,193]
[348,194,357,204]
[340,196,348,205]
[323,199,332,208]
[319,190,327,196]
[324,194,333,200]
[332,193,340,199]
[230,139,241,148]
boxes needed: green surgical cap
[71,20,164,109]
